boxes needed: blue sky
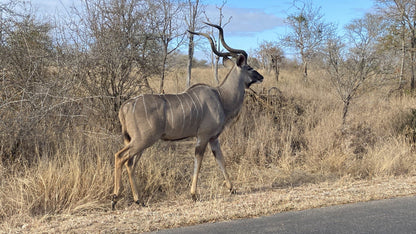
[204,0,375,57]
[30,0,375,57]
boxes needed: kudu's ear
[236,54,246,67]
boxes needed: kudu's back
[119,84,225,143]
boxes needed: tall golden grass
[1,66,416,228]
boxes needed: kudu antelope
[111,22,263,209]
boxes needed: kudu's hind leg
[112,144,130,209]
[112,127,131,205]
[112,141,146,209]
[209,138,234,194]
[191,138,208,201]
[125,152,145,206]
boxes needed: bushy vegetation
[2,66,416,227]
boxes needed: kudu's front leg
[191,138,208,201]
[209,138,234,194]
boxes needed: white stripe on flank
[183,93,193,124]
[132,96,140,113]
[191,90,203,119]
[185,92,199,120]
[142,95,152,128]
[176,94,186,133]
[165,97,175,128]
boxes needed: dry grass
[5,176,416,233]
[1,66,416,232]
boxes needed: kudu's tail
[118,107,131,144]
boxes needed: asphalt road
[152,196,416,234]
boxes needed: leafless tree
[377,0,416,90]
[255,41,284,82]
[0,2,81,162]
[71,0,161,129]
[155,0,185,94]
[205,0,231,84]
[283,0,334,81]
[325,13,384,126]
[185,0,204,88]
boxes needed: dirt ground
[5,176,416,233]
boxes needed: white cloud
[204,5,285,36]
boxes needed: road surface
[152,196,416,233]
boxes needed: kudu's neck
[217,66,246,121]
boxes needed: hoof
[111,194,118,210]
[191,193,199,202]
[135,200,147,207]
[111,200,117,210]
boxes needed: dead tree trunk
[187,34,194,88]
